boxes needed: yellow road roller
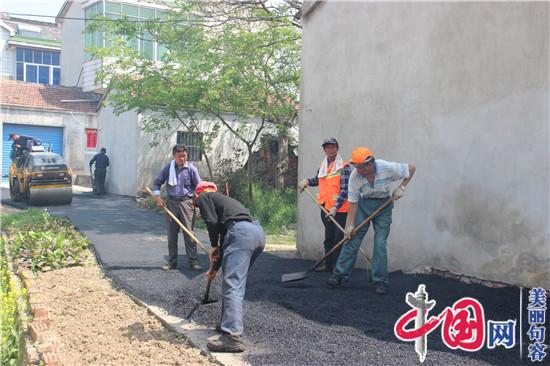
[9,150,73,206]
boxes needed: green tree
[88,0,301,203]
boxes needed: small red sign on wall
[86,128,97,149]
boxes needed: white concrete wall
[299,1,549,288]
[0,28,16,80]
[0,107,97,174]
[60,0,86,87]
[136,112,273,194]
[96,103,138,196]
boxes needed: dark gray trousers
[320,210,347,271]
[94,167,106,194]
[165,197,197,266]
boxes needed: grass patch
[2,209,90,273]
[1,208,46,232]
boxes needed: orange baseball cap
[347,147,374,165]
[195,181,218,195]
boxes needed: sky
[1,0,67,23]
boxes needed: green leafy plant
[3,210,90,273]
[0,239,25,365]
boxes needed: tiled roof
[0,80,100,114]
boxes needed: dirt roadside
[1,204,216,366]
[32,265,216,366]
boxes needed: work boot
[189,260,203,271]
[207,333,245,353]
[162,263,176,271]
[326,274,344,288]
[375,282,388,295]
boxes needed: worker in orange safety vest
[298,137,352,272]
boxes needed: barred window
[177,131,203,161]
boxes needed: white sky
[1,0,67,23]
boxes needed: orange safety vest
[317,160,349,213]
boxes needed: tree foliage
[88,0,301,202]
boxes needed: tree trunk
[246,144,254,205]
[276,130,289,190]
[203,152,214,181]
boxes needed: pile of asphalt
[123,252,535,366]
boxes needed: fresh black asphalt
[2,189,544,366]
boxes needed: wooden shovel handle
[145,187,209,253]
[303,187,345,232]
[303,187,372,265]
[307,195,396,272]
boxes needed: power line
[3,12,291,24]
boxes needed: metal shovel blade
[186,302,200,319]
[185,298,218,320]
[201,298,218,305]
[281,271,310,283]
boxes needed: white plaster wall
[136,112,273,193]
[0,28,16,80]
[96,104,138,196]
[60,0,86,87]
[299,2,549,288]
[0,107,97,175]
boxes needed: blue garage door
[2,123,64,181]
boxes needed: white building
[0,13,99,183]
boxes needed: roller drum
[27,185,72,206]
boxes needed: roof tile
[0,80,100,114]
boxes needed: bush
[250,185,296,233]
[0,239,25,365]
[3,210,90,273]
[214,166,297,234]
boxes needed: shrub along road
[1,189,535,366]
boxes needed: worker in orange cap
[194,181,265,353]
[298,137,351,272]
[326,147,415,294]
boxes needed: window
[84,1,168,61]
[177,131,203,161]
[26,64,37,82]
[86,129,98,149]
[53,68,60,85]
[39,66,49,84]
[16,47,61,85]
[84,1,104,60]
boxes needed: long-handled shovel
[281,195,397,283]
[145,187,218,313]
[185,276,217,319]
[145,187,210,253]
[303,187,372,267]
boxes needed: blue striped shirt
[348,159,409,202]
[152,161,201,198]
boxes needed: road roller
[9,149,73,206]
